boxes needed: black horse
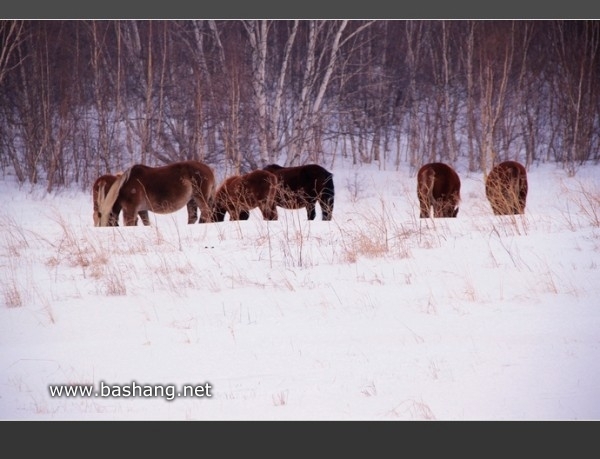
[262,163,334,220]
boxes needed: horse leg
[139,210,151,226]
[447,194,459,218]
[122,208,138,226]
[108,211,119,226]
[306,201,316,220]
[186,199,198,224]
[194,197,214,224]
[439,198,457,218]
[418,193,430,218]
[259,205,277,221]
[227,209,240,221]
[269,206,278,220]
[213,206,226,222]
[110,202,122,226]
[320,198,333,220]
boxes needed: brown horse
[485,161,528,215]
[417,162,461,218]
[213,170,279,221]
[262,163,334,220]
[97,161,216,226]
[93,174,150,227]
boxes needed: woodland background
[0,20,598,191]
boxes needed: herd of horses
[94,162,335,227]
[416,160,528,219]
[93,159,528,227]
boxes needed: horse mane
[98,167,132,226]
[264,163,283,171]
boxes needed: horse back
[418,162,461,199]
[125,161,215,206]
[241,169,279,201]
[264,163,332,194]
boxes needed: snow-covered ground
[1,160,599,420]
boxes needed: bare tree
[2,20,600,191]
[286,20,374,166]
[478,22,516,178]
[552,21,600,174]
[403,21,426,169]
[0,21,25,86]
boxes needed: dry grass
[336,197,416,263]
[2,280,23,308]
[102,265,128,296]
[568,179,600,228]
[272,390,289,406]
[387,398,436,420]
[2,168,597,313]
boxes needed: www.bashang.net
[48,380,213,402]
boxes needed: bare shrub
[345,171,365,203]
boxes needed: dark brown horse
[417,162,461,218]
[97,161,216,226]
[213,170,279,221]
[93,174,150,227]
[485,161,528,215]
[262,163,334,220]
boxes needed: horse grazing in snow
[97,161,216,226]
[93,174,150,227]
[213,170,279,221]
[485,160,528,215]
[417,162,461,218]
[262,163,334,220]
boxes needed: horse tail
[452,171,461,217]
[425,167,436,204]
[205,168,217,222]
[417,166,436,218]
[513,165,527,213]
[454,172,461,204]
[209,172,217,207]
[321,171,335,220]
[98,168,130,226]
[264,171,280,220]
[193,163,217,223]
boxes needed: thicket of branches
[0,20,598,191]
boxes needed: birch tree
[553,21,600,173]
[286,20,373,166]
[478,21,516,177]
